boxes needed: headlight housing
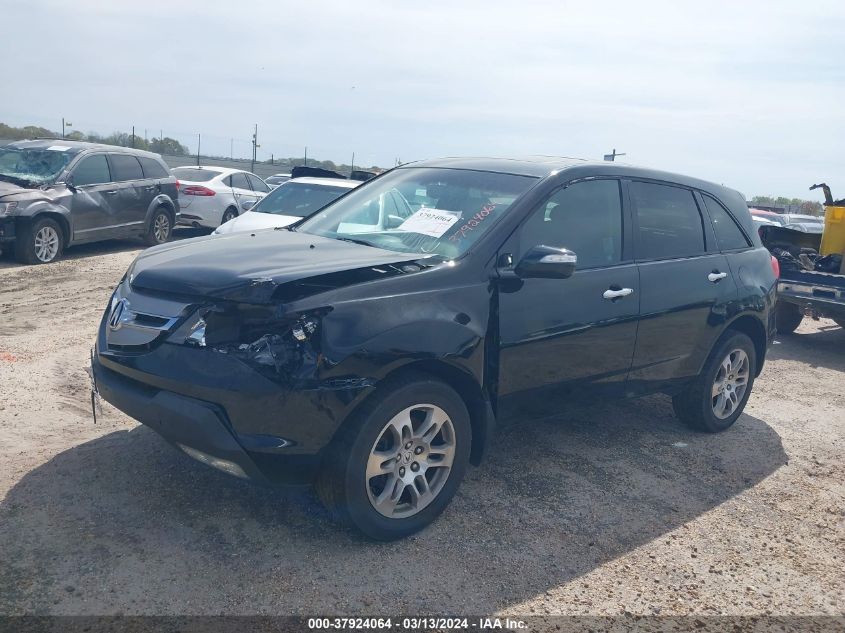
[172,303,328,383]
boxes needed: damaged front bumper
[92,353,268,481]
[92,283,377,486]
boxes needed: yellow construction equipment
[810,183,845,258]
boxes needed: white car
[171,166,271,229]
[264,173,292,189]
[213,177,359,235]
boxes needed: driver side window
[72,155,111,186]
[519,179,623,270]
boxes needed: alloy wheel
[366,404,456,519]
[711,348,749,419]
[34,226,60,262]
[153,213,170,243]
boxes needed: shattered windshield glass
[0,147,76,185]
[297,167,538,259]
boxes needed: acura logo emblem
[109,298,129,330]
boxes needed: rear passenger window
[138,157,169,179]
[247,174,270,193]
[109,154,144,181]
[702,195,751,251]
[229,172,251,190]
[520,179,623,269]
[72,155,110,186]
[630,181,705,260]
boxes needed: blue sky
[3,0,844,199]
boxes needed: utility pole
[603,148,626,162]
[251,124,259,173]
[304,146,307,167]
[351,152,355,174]
[131,126,135,148]
[270,153,274,165]
[197,134,201,167]
[62,118,72,139]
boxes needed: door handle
[144,186,156,191]
[603,287,634,300]
[708,271,728,282]
[104,190,118,195]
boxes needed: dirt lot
[1,234,843,618]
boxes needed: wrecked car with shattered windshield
[91,157,776,540]
[0,140,179,264]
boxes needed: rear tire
[221,207,238,226]
[15,217,64,264]
[672,331,756,433]
[316,374,471,540]
[143,207,172,246]
[775,301,803,334]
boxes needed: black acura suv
[91,157,777,540]
[0,140,178,263]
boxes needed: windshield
[171,167,222,182]
[297,167,538,258]
[0,146,76,185]
[253,181,352,217]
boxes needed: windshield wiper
[332,236,378,248]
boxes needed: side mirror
[64,175,76,191]
[240,199,256,211]
[515,245,577,279]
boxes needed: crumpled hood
[130,229,434,303]
[0,180,32,199]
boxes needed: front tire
[316,374,471,540]
[16,217,64,264]
[143,208,172,246]
[672,331,756,433]
[775,301,803,335]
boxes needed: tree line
[1,122,385,174]
[751,195,823,215]
[0,122,190,156]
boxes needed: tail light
[182,185,216,196]
[175,179,181,191]
[771,255,780,279]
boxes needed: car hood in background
[130,229,437,303]
[214,211,301,235]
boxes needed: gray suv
[0,139,179,264]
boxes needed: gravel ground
[0,234,843,618]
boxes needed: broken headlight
[174,303,326,381]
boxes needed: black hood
[130,229,436,303]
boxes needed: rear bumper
[175,196,223,228]
[778,280,845,320]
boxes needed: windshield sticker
[46,145,72,152]
[397,207,461,238]
[448,203,497,241]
